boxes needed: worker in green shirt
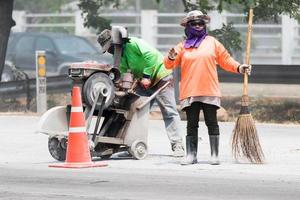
[97,28,184,157]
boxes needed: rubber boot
[181,136,198,165]
[209,135,220,165]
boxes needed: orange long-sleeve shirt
[164,36,240,100]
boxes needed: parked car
[3,32,112,80]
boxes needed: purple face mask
[184,25,208,49]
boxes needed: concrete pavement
[0,115,299,199]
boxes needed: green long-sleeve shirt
[120,37,171,86]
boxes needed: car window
[36,37,55,51]
[15,35,35,54]
[53,37,97,54]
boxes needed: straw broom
[232,8,264,164]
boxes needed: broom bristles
[232,113,264,164]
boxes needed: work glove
[168,47,178,60]
[140,78,152,89]
[238,64,252,75]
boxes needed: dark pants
[184,102,219,137]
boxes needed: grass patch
[0,93,71,112]
[1,94,299,124]
[222,96,300,124]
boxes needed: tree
[77,0,300,53]
[77,0,112,33]
[217,0,300,22]
[0,0,15,81]
[179,0,300,53]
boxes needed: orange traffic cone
[49,86,107,168]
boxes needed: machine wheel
[48,137,66,161]
[129,141,148,160]
[83,72,115,110]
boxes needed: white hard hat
[180,10,210,27]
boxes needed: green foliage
[216,0,300,22]
[182,0,215,13]
[78,0,113,33]
[181,0,300,55]
[216,0,254,12]
[209,23,242,54]
[252,0,300,22]
[77,0,300,51]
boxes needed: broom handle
[243,8,254,96]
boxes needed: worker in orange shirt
[164,10,251,165]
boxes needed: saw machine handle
[136,81,170,110]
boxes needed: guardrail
[12,10,300,65]
[0,65,299,100]
[0,75,72,99]
[217,65,300,84]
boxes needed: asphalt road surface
[0,115,300,200]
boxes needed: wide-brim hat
[97,29,113,53]
[180,10,210,27]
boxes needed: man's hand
[140,78,152,89]
[238,64,252,75]
[168,47,178,60]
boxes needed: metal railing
[1,65,299,100]
[11,10,300,65]
[0,75,72,99]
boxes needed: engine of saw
[69,61,137,111]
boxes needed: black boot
[209,135,220,165]
[181,136,198,165]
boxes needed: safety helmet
[180,10,210,27]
